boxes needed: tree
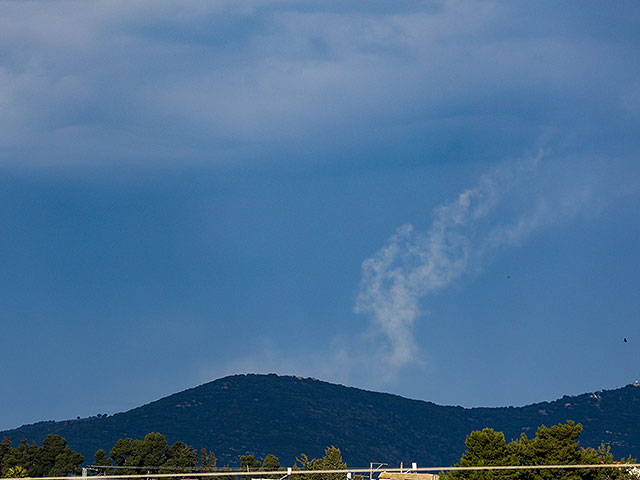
[162,441,199,472]
[38,434,83,477]
[129,432,169,470]
[0,437,13,475]
[527,422,583,465]
[0,437,12,470]
[104,434,206,475]
[107,432,171,474]
[260,454,282,479]
[1,435,83,477]
[262,454,281,471]
[200,448,217,471]
[297,447,347,480]
[445,429,513,480]
[240,454,262,480]
[93,449,113,475]
[441,422,637,480]
[580,443,636,480]
[240,454,262,471]
[110,438,134,467]
[3,439,38,477]
[5,465,28,478]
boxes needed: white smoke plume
[209,154,637,389]
[354,155,546,372]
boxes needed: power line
[87,466,218,472]
[5,463,640,480]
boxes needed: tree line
[0,431,348,479]
[0,435,83,477]
[93,433,348,480]
[441,421,637,480]
[1,421,636,479]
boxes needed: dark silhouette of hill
[1,374,639,467]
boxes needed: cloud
[350,148,640,379]
[352,153,572,373]
[1,1,639,168]
[198,151,640,389]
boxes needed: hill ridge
[2,374,639,467]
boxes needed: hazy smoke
[354,156,544,371]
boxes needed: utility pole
[369,462,388,480]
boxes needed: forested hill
[2,374,639,467]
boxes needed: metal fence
[3,463,640,480]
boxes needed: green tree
[445,428,514,480]
[240,454,262,480]
[38,434,83,477]
[529,422,583,464]
[261,454,281,472]
[240,454,262,471]
[260,454,282,479]
[580,443,636,480]
[0,437,13,475]
[321,446,347,480]
[200,449,217,471]
[442,421,636,480]
[297,447,347,480]
[93,448,113,475]
[107,432,171,474]
[162,441,199,472]
[106,434,207,475]
[5,465,28,478]
[1,435,83,477]
[110,438,134,467]
[38,434,68,475]
[3,439,38,476]
[128,432,169,471]
[514,421,585,480]
[262,454,281,471]
[296,452,323,480]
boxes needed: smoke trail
[354,156,543,371]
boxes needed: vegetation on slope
[1,375,639,468]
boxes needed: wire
[10,463,640,480]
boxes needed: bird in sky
[624,338,628,342]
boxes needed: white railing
[3,463,640,480]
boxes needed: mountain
[1,374,639,467]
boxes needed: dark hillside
[1,374,639,467]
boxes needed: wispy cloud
[198,151,640,393]
[349,150,640,381]
[353,154,555,374]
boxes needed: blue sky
[1,0,640,431]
